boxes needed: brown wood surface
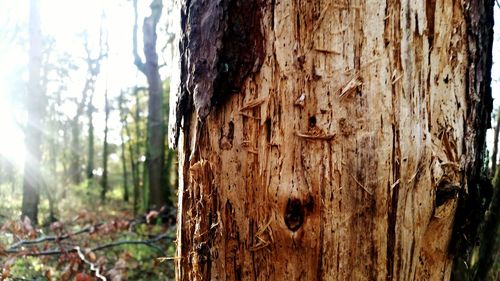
[172,1,493,280]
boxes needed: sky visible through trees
[0,0,176,166]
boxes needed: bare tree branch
[133,0,146,74]
[7,223,103,250]
[74,246,106,281]
[5,233,173,257]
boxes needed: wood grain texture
[172,1,493,280]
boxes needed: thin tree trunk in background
[69,84,89,185]
[21,0,44,224]
[123,88,143,214]
[126,110,139,213]
[134,89,144,212]
[120,137,130,202]
[69,90,89,185]
[172,1,493,280]
[61,127,70,198]
[69,117,83,184]
[101,90,110,202]
[133,0,166,210]
[70,32,105,186]
[45,127,58,222]
[163,149,174,201]
[122,88,143,214]
[86,92,95,181]
[474,165,500,280]
[42,46,58,222]
[490,106,500,177]
[119,92,130,202]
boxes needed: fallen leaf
[75,272,92,281]
[146,210,159,224]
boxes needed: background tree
[69,32,106,185]
[101,88,110,202]
[86,88,95,181]
[171,1,494,280]
[118,91,130,202]
[119,87,148,214]
[133,0,167,210]
[21,0,44,224]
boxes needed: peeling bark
[172,1,493,280]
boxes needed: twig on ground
[5,233,173,257]
[8,223,103,250]
[74,246,107,281]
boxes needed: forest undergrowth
[0,182,176,281]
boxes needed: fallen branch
[74,246,106,281]
[8,223,103,250]
[5,233,173,257]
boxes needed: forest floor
[0,183,176,281]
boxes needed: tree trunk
[119,91,130,202]
[21,0,44,224]
[133,0,166,210]
[86,92,95,181]
[474,165,500,280]
[172,1,493,280]
[69,116,84,185]
[125,88,144,214]
[101,89,110,202]
[70,32,105,186]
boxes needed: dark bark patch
[228,121,234,141]
[212,0,265,106]
[284,198,305,232]
[196,241,210,264]
[435,180,459,207]
[308,115,316,128]
[425,0,436,47]
[265,118,272,143]
[174,0,265,147]
[305,194,314,213]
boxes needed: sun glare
[0,0,144,170]
[0,83,25,168]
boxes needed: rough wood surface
[172,1,493,280]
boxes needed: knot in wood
[196,241,210,264]
[284,198,304,232]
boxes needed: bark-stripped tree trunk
[133,0,167,210]
[172,1,494,280]
[21,0,44,224]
